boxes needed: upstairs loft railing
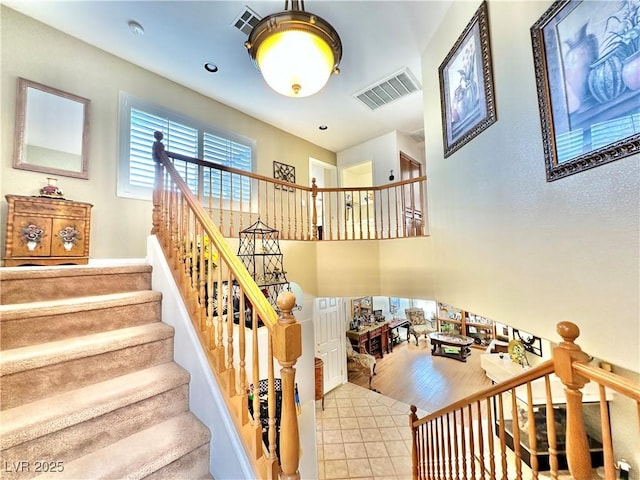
[410,322,640,480]
[152,132,302,480]
[152,135,427,241]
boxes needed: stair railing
[147,137,426,240]
[152,131,301,480]
[410,321,640,480]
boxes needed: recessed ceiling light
[319,125,328,131]
[127,20,144,36]
[204,62,219,73]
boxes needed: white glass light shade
[256,30,335,97]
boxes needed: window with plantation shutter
[118,93,255,202]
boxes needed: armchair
[405,307,437,346]
[346,339,376,389]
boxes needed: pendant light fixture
[245,1,342,98]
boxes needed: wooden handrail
[159,146,427,240]
[410,322,640,480]
[152,131,302,480]
[413,360,555,428]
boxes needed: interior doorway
[399,152,423,236]
[313,297,346,394]
[309,158,337,240]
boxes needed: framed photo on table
[531,0,640,182]
[439,1,497,157]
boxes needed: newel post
[311,177,318,241]
[409,405,419,480]
[553,321,592,480]
[274,292,302,480]
[151,131,165,235]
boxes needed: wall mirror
[13,78,90,179]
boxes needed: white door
[314,297,345,393]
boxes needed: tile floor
[315,382,428,480]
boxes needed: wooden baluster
[291,188,296,240]
[497,393,508,480]
[553,321,593,480]
[151,131,165,235]
[429,421,435,480]
[476,400,486,480]
[459,408,467,479]
[453,410,460,480]
[311,178,318,240]
[238,169,244,235]
[526,382,540,479]
[436,418,442,480]
[251,309,262,457]
[445,412,452,480]
[226,274,235,396]
[486,397,496,478]
[510,387,523,478]
[468,404,475,479]
[394,185,400,239]
[410,406,418,480]
[544,375,559,479]
[197,224,207,332]
[215,276,224,369]
[267,339,277,460]
[206,252,215,351]
[598,384,615,480]
[273,292,301,480]
[373,191,379,239]
[238,287,247,397]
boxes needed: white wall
[421,1,639,374]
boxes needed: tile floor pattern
[315,382,428,480]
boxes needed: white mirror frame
[13,77,90,179]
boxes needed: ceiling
[4,1,453,153]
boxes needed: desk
[388,318,410,347]
[347,322,390,358]
[428,333,473,362]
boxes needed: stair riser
[0,385,189,480]
[145,443,211,480]
[1,301,161,349]
[1,338,174,410]
[0,271,151,305]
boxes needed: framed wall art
[439,1,497,157]
[531,0,640,182]
[273,161,295,191]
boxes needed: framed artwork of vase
[439,1,497,158]
[531,0,640,182]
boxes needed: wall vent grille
[354,68,421,110]
[233,6,261,35]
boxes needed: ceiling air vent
[354,68,421,111]
[232,6,261,35]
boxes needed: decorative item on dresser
[3,194,92,266]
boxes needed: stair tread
[0,290,162,320]
[0,323,174,376]
[0,264,152,281]
[0,362,190,450]
[33,412,211,480]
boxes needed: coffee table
[428,332,474,362]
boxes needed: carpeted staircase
[0,264,213,479]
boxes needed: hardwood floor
[347,336,493,414]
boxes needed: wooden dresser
[3,194,93,267]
